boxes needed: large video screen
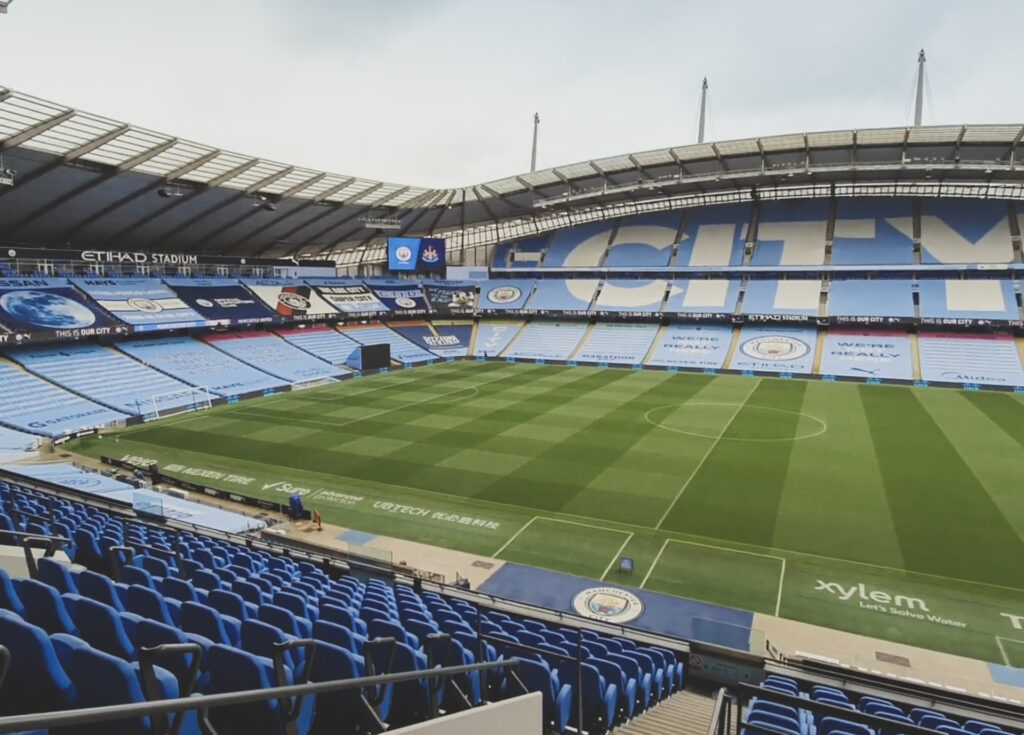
[387,237,446,272]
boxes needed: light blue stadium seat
[205,332,343,383]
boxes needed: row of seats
[745,673,1022,735]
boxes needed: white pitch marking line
[600,532,635,581]
[493,516,537,557]
[775,558,787,617]
[640,539,671,589]
[655,378,762,529]
[994,636,1024,667]
[537,515,633,536]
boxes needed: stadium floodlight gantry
[3,86,1024,265]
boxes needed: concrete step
[612,688,717,735]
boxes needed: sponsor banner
[72,278,206,329]
[727,326,817,374]
[479,280,535,311]
[423,284,477,314]
[920,316,1024,329]
[0,278,122,335]
[646,325,732,369]
[833,315,913,327]
[819,331,914,380]
[918,333,1024,386]
[365,283,429,313]
[242,279,337,320]
[312,283,388,314]
[1,247,333,268]
[164,278,278,324]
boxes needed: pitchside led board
[387,237,446,272]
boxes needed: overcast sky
[2,0,1022,188]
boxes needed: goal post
[149,386,214,420]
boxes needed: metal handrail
[0,658,521,734]
[707,687,733,735]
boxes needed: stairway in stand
[612,688,718,735]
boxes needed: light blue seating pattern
[478,280,536,311]
[117,337,287,397]
[819,332,914,380]
[574,324,659,364]
[917,279,1020,321]
[9,343,201,416]
[740,280,820,316]
[827,280,915,318]
[592,280,667,312]
[644,325,732,369]
[472,323,524,357]
[831,198,914,265]
[206,334,343,383]
[751,200,830,267]
[543,222,614,268]
[662,280,740,315]
[525,280,599,311]
[343,325,437,364]
[277,328,360,367]
[675,205,749,267]
[505,322,589,361]
[728,327,818,374]
[390,324,472,358]
[920,199,1013,264]
[0,426,41,454]
[508,236,549,268]
[605,212,681,267]
[0,360,127,437]
[918,334,1024,386]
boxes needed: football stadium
[3,3,1024,734]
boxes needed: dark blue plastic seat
[504,657,571,733]
[0,568,25,617]
[0,609,76,715]
[74,569,125,611]
[36,558,79,594]
[180,601,240,646]
[308,641,389,735]
[62,593,136,660]
[313,619,366,655]
[125,583,179,626]
[591,657,636,722]
[820,716,874,735]
[367,617,419,650]
[366,639,430,728]
[260,602,312,638]
[161,576,202,604]
[16,578,77,635]
[208,588,257,621]
[320,602,367,636]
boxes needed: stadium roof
[2,86,1024,261]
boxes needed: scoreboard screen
[387,237,445,272]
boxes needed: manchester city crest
[571,586,644,624]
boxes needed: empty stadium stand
[662,279,741,315]
[472,322,525,357]
[917,333,1024,386]
[573,323,659,364]
[391,323,472,358]
[751,200,830,266]
[525,280,599,312]
[917,279,1021,322]
[542,222,614,268]
[831,198,915,265]
[276,326,361,367]
[504,322,589,361]
[340,324,437,364]
[675,205,748,267]
[818,331,915,380]
[8,344,203,417]
[592,279,667,313]
[117,337,288,397]
[0,359,127,437]
[604,212,681,267]
[741,280,822,317]
[827,280,915,319]
[478,280,536,311]
[644,324,733,369]
[204,332,344,383]
[919,199,1014,264]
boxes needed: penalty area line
[639,538,671,589]
[493,517,537,557]
[994,636,1024,667]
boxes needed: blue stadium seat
[208,588,257,621]
[16,578,78,635]
[308,641,390,735]
[0,568,25,617]
[0,609,76,715]
[36,558,79,594]
[61,593,135,660]
[365,638,430,728]
[259,602,312,639]
[180,601,240,646]
[503,657,572,734]
[125,583,179,626]
[313,619,365,656]
[160,576,203,604]
[74,569,125,611]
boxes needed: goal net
[149,386,214,421]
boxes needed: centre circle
[643,401,827,442]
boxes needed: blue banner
[0,278,119,334]
[164,278,278,324]
[727,326,817,374]
[73,278,206,329]
[819,331,914,380]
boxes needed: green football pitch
[67,361,1024,665]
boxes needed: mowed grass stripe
[859,385,1024,588]
[501,371,713,523]
[472,368,645,510]
[660,379,808,545]
[773,382,906,569]
[915,390,1024,543]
